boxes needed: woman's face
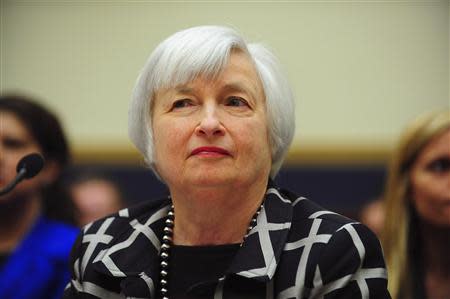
[410,129,450,227]
[152,52,272,190]
[0,111,46,201]
[71,180,123,226]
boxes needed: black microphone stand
[0,168,28,196]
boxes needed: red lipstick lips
[191,146,230,156]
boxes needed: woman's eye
[2,137,27,149]
[226,97,248,107]
[172,99,192,109]
[427,157,450,173]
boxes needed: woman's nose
[195,105,225,138]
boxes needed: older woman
[382,110,450,299]
[64,26,390,299]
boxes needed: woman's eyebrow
[172,82,260,100]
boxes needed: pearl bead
[158,202,263,299]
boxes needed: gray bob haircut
[129,25,295,178]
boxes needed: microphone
[0,153,45,196]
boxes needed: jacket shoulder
[277,188,390,298]
[82,197,170,233]
[278,187,355,230]
[64,197,170,298]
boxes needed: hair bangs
[152,47,231,93]
[148,27,246,93]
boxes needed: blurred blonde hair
[381,109,450,299]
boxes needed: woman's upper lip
[191,146,231,156]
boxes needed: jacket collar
[228,183,293,282]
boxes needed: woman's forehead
[419,129,450,161]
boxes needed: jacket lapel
[228,185,293,282]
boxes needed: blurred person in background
[382,109,450,299]
[359,198,385,238]
[64,25,389,298]
[67,172,126,227]
[0,94,79,299]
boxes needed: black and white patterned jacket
[63,183,390,299]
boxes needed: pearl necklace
[158,203,263,299]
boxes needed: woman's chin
[185,169,237,188]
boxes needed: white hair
[129,25,295,178]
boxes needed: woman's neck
[418,220,450,299]
[170,178,268,246]
[419,220,450,275]
[0,194,42,252]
